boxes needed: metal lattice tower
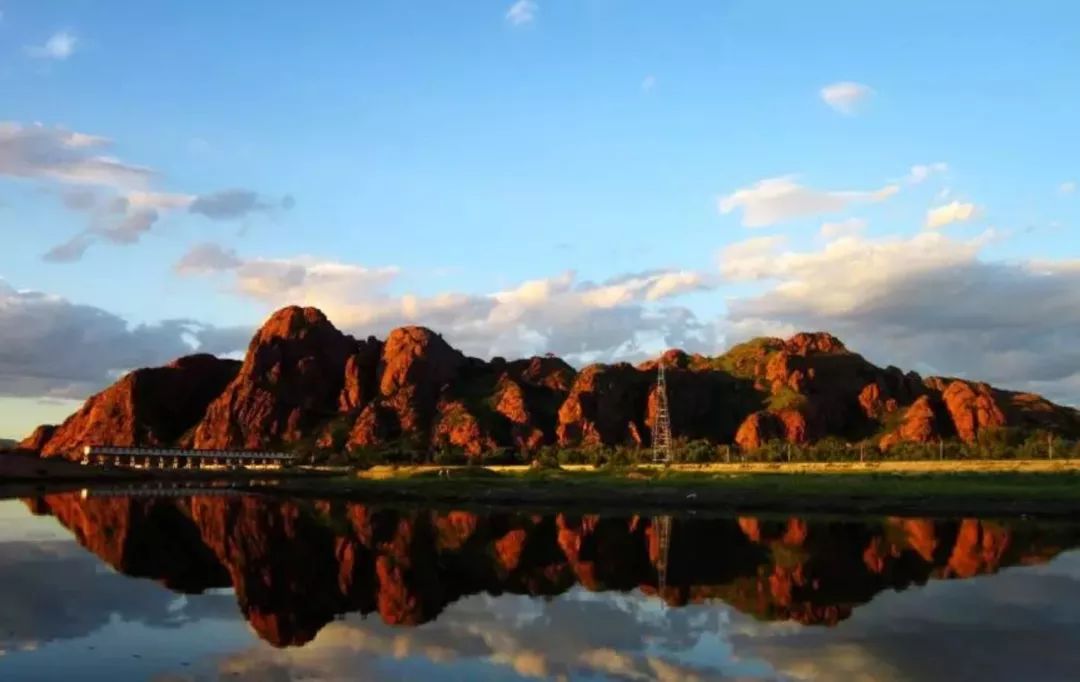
[653,359,673,463]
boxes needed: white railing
[82,445,294,461]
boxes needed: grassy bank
[7,453,1080,517]
[265,460,1080,518]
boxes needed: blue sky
[1,0,1078,438]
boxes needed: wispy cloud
[173,243,244,275]
[718,176,897,228]
[506,0,537,26]
[925,201,980,229]
[1061,181,1076,195]
[641,75,657,93]
[0,121,289,261]
[189,189,293,220]
[27,31,77,60]
[0,122,152,188]
[906,162,948,184]
[820,81,872,115]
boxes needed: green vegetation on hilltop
[710,337,784,379]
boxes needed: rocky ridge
[21,306,1080,458]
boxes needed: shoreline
[259,467,1080,518]
[6,455,1080,518]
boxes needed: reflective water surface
[3,491,1080,681]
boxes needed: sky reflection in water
[2,496,1080,681]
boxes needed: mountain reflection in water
[21,491,1080,650]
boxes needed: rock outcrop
[346,326,466,450]
[557,364,651,447]
[23,307,1080,459]
[879,395,949,449]
[940,380,1008,444]
[31,354,240,458]
[194,307,354,449]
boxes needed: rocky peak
[250,306,333,343]
[379,326,465,397]
[193,307,354,449]
[506,355,577,392]
[638,349,693,371]
[783,332,848,356]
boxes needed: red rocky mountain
[21,306,1080,458]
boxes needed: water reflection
[3,493,1080,680]
[21,492,1080,643]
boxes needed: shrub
[766,387,808,412]
[433,448,467,466]
[807,437,849,462]
[555,448,588,465]
[680,439,717,464]
[533,449,561,470]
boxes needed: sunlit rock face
[21,305,1080,460]
[194,306,356,449]
[27,493,1080,648]
[30,354,240,458]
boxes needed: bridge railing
[79,446,297,468]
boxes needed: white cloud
[925,201,980,229]
[27,31,77,60]
[819,81,872,115]
[718,176,897,227]
[641,75,656,93]
[176,247,715,363]
[718,235,787,281]
[717,230,1080,402]
[819,217,868,239]
[1061,181,1076,195]
[906,162,948,184]
[506,0,537,26]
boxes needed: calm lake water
[2,491,1080,681]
